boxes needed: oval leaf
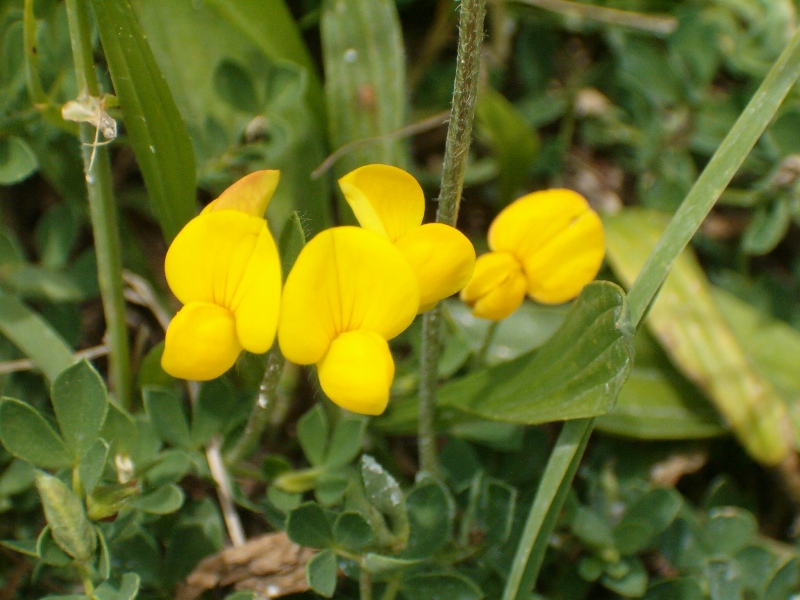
[35,472,97,563]
[0,398,71,469]
[440,282,634,424]
[51,360,109,459]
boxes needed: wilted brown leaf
[176,532,316,600]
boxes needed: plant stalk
[226,347,286,465]
[501,26,800,599]
[65,0,131,409]
[418,0,487,477]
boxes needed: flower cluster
[161,164,474,414]
[160,167,604,414]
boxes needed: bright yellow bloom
[278,227,419,415]
[461,189,604,320]
[338,164,475,312]
[161,171,282,380]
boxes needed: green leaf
[0,459,35,497]
[601,557,648,597]
[333,511,374,552]
[477,478,517,546]
[597,333,725,439]
[278,211,307,283]
[703,507,758,558]
[89,0,196,242]
[132,483,184,514]
[361,455,407,540]
[203,0,324,119]
[0,292,74,382]
[402,477,454,559]
[36,526,73,566]
[79,439,110,495]
[213,60,260,113]
[286,502,333,548]
[572,505,616,556]
[475,88,539,204]
[51,360,109,459]
[297,405,329,467]
[143,386,192,449]
[321,0,407,178]
[35,472,96,563]
[96,526,111,580]
[765,557,800,600]
[94,573,140,600]
[0,539,37,557]
[643,578,703,600]
[101,400,137,455]
[306,547,337,598]
[0,397,72,469]
[191,377,237,447]
[614,488,683,555]
[399,573,483,600]
[707,559,744,600]
[741,199,790,255]
[362,553,419,576]
[440,282,634,424]
[0,136,38,184]
[325,417,365,468]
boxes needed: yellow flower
[278,227,419,415]
[161,171,282,380]
[461,189,605,320]
[338,164,475,312]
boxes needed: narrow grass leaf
[89,0,196,242]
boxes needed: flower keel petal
[317,330,394,415]
[461,252,527,321]
[162,302,242,381]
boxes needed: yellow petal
[202,170,280,217]
[230,224,282,353]
[279,227,419,365]
[317,330,394,415]
[161,302,242,381]
[460,251,527,321]
[338,164,425,243]
[488,189,593,261]
[165,210,276,312]
[522,208,605,304]
[395,223,476,312]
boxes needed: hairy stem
[417,0,487,478]
[65,0,131,408]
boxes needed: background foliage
[1,0,800,598]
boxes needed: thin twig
[512,0,677,36]
[311,110,451,179]
[205,437,246,547]
[0,344,110,375]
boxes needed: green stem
[379,576,402,600]
[501,25,800,600]
[65,0,131,408]
[417,0,487,477]
[627,27,800,327]
[225,347,286,465]
[359,568,373,600]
